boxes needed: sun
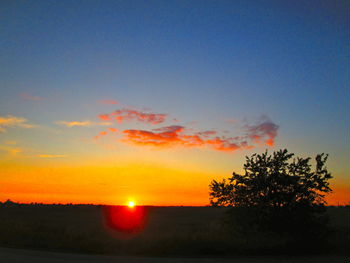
[128,201,135,208]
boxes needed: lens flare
[103,205,147,234]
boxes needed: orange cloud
[122,125,256,152]
[20,93,45,101]
[0,145,23,156]
[245,120,279,146]
[122,126,185,146]
[196,130,217,137]
[0,115,35,132]
[93,128,119,140]
[226,119,237,124]
[57,120,112,127]
[95,109,279,153]
[99,114,110,121]
[205,138,241,152]
[99,99,118,105]
[94,130,113,140]
[5,141,18,145]
[99,108,167,125]
[37,154,67,158]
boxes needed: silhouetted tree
[209,149,332,240]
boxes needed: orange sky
[0,160,218,206]
[1,160,348,206]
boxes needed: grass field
[0,202,349,257]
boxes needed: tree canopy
[210,149,332,208]
[209,149,332,237]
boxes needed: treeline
[0,199,101,207]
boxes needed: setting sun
[128,201,135,208]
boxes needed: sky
[0,0,349,205]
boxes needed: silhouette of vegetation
[0,202,349,256]
[210,149,333,242]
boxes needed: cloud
[0,141,23,156]
[94,128,120,140]
[119,118,279,152]
[196,130,217,137]
[57,120,112,127]
[0,145,23,156]
[37,154,67,158]
[0,115,35,132]
[4,140,18,145]
[57,121,92,127]
[226,119,237,124]
[20,93,45,101]
[99,108,167,125]
[94,130,108,140]
[244,119,279,146]
[122,125,185,146]
[204,138,242,152]
[8,148,22,155]
[99,114,110,121]
[98,99,119,105]
[94,105,279,153]
[120,125,252,152]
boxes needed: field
[0,203,349,257]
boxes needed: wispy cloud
[0,140,23,156]
[122,125,185,147]
[99,117,279,152]
[98,99,119,105]
[20,93,45,101]
[93,128,119,140]
[37,154,67,158]
[245,120,279,146]
[56,120,112,127]
[0,115,35,132]
[4,140,18,145]
[1,140,68,159]
[0,145,23,156]
[94,104,279,153]
[94,130,109,140]
[99,108,167,125]
[9,148,22,155]
[225,118,237,124]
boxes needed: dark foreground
[0,203,349,257]
[2,247,350,263]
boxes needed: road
[1,247,349,263]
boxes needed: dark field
[0,203,349,257]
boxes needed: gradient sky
[1,0,349,205]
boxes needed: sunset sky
[1,1,349,205]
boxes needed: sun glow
[128,201,135,208]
